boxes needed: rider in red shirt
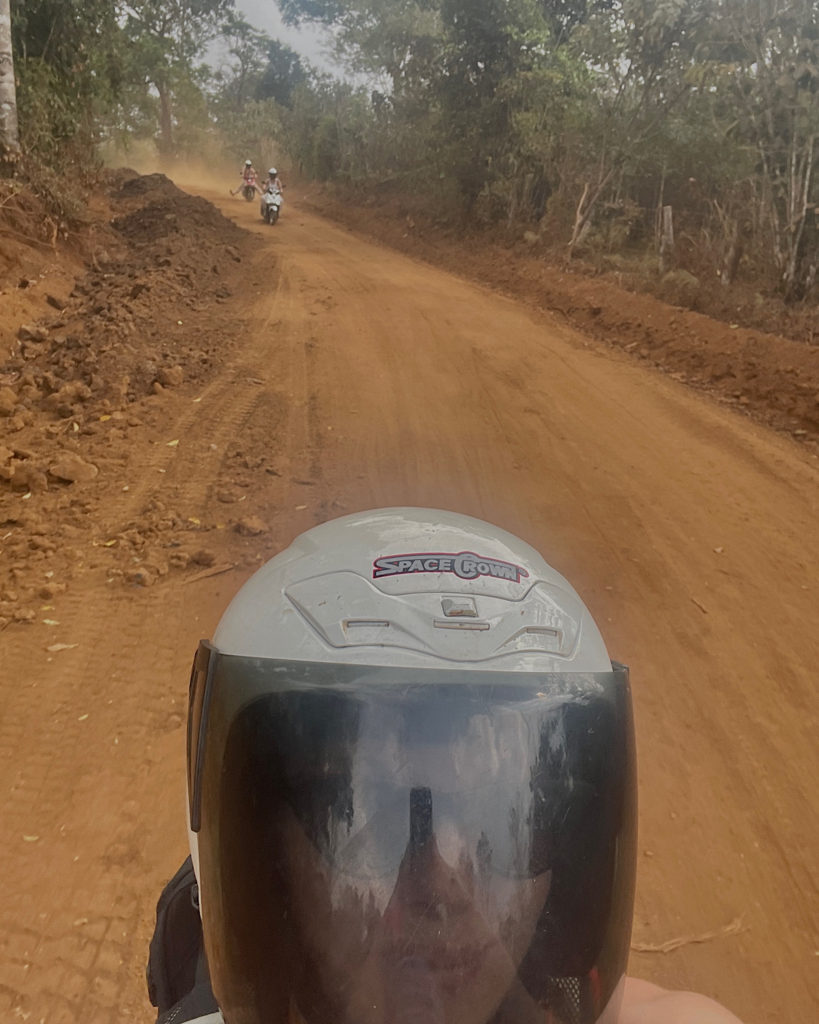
[230,159,260,196]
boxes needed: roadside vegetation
[1,1,819,333]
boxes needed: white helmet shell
[189,509,613,886]
[213,507,610,673]
[187,510,635,1024]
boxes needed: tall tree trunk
[156,77,174,159]
[781,133,815,300]
[0,0,20,161]
[721,220,742,287]
[658,205,674,274]
[566,167,616,261]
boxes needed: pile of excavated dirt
[0,172,259,628]
[304,188,819,449]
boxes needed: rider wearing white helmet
[230,159,259,196]
[265,166,284,193]
[148,509,746,1024]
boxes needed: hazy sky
[231,0,338,73]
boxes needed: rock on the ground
[190,549,216,567]
[127,567,155,587]
[17,324,48,343]
[234,516,268,537]
[11,462,49,493]
[48,453,99,483]
[216,487,243,504]
[157,365,184,387]
[0,387,18,416]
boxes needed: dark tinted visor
[190,649,636,1024]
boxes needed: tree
[258,38,309,108]
[120,0,234,156]
[216,14,272,112]
[276,0,554,209]
[561,0,712,256]
[703,0,819,299]
[537,0,614,43]
[9,0,123,170]
[434,0,555,210]
[0,0,19,159]
[279,0,444,92]
[265,0,819,299]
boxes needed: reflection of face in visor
[324,783,553,1024]
[193,656,636,1024]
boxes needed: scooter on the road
[260,185,283,225]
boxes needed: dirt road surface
[1,179,817,1024]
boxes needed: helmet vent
[500,626,563,655]
[341,619,412,647]
[433,618,491,631]
[441,597,478,618]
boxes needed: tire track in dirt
[0,587,185,1024]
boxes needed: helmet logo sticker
[373,551,529,583]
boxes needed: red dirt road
[1,182,817,1024]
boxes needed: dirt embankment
[303,188,819,451]
[0,172,266,627]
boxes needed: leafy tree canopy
[258,39,309,107]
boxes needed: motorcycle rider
[264,166,284,194]
[230,159,260,197]
[148,508,747,1024]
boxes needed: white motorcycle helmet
[268,167,277,176]
[186,508,636,1024]
[244,159,252,167]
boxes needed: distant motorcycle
[242,182,257,202]
[260,186,283,225]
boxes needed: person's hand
[620,977,745,1024]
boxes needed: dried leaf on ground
[631,917,745,954]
